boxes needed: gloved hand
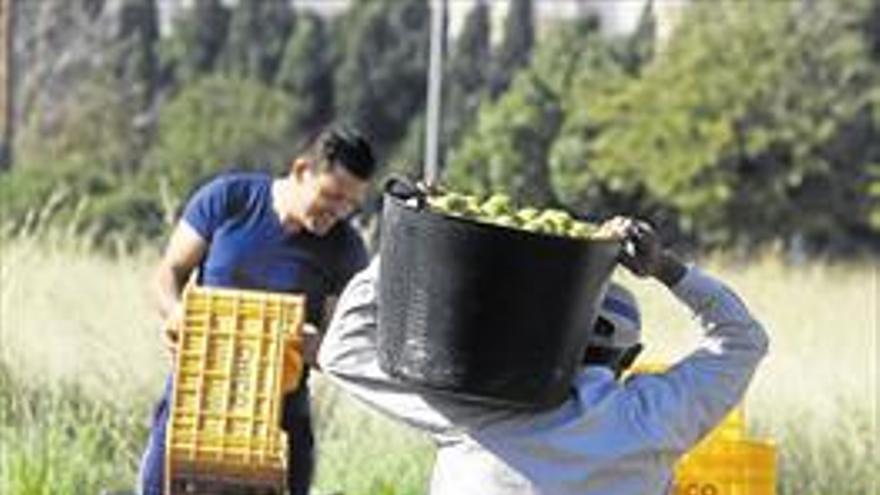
[282,327,305,394]
[281,323,323,394]
[599,216,686,287]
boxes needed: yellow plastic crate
[630,363,777,495]
[693,407,745,445]
[675,439,777,495]
[165,286,305,495]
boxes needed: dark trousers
[137,373,313,495]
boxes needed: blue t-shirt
[182,173,368,324]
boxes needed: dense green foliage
[113,0,160,111]
[163,0,231,84]
[144,76,295,203]
[334,0,430,157]
[490,0,534,98]
[276,12,335,138]
[3,0,878,254]
[219,0,294,83]
[570,2,879,251]
[444,0,492,160]
[446,70,562,206]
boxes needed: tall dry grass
[0,234,433,495]
[618,255,878,494]
[1,235,876,494]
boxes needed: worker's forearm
[155,263,188,319]
[653,251,687,288]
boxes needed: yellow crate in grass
[165,286,305,495]
[674,439,777,495]
[630,363,777,495]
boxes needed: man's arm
[625,265,768,453]
[605,218,769,453]
[154,220,207,350]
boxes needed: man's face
[296,161,369,235]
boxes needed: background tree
[539,20,658,221]
[334,0,430,160]
[16,1,117,147]
[553,1,880,251]
[163,0,230,85]
[443,0,491,161]
[447,70,561,206]
[621,0,656,75]
[3,0,878,254]
[276,12,334,140]
[447,17,622,210]
[113,0,159,112]
[865,0,880,233]
[144,76,296,206]
[6,70,159,245]
[220,0,294,83]
[490,0,534,98]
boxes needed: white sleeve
[622,266,770,454]
[318,258,477,435]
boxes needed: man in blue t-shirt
[137,126,377,495]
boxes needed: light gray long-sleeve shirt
[318,259,769,495]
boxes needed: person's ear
[291,158,312,181]
[617,343,643,372]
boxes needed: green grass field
[1,234,876,494]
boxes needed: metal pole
[424,0,447,185]
[0,0,12,170]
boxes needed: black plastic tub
[376,182,621,410]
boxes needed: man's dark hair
[305,125,377,180]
